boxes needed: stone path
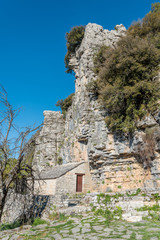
[0,214,160,240]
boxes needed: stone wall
[83,190,160,222]
[40,190,160,223]
[34,179,57,195]
[55,162,94,194]
[3,189,160,223]
[34,162,94,196]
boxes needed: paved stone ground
[0,214,160,240]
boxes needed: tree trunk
[0,190,7,222]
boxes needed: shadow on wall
[31,195,49,218]
[18,195,49,224]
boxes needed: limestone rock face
[33,23,160,192]
[33,111,64,173]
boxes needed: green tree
[56,93,75,117]
[65,26,85,74]
[151,2,160,12]
[128,2,160,37]
[92,3,160,133]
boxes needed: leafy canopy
[65,26,85,74]
[128,2,160,37]
[56,93,75,117]
[0,149,32,190]
[92,3,160,133]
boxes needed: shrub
[113,206,123,218]
[56,93,75,117]
[94,208,113,221]
[93,45,109,74]
[93,3,160,134]
[49,212,68,222]
[104,209,113,221]
[128,3,160,37]
[65,26,85,74]
[102,194,111,204]
[86,79,99,96]
[94,208,104,216]
[126,188,141,197]
[0,221,21,231]
[153,193,160,202]
[137,204,160,211]
[97,193,105,203]
[32,218,48,226]
[57,156,63,165]
[112,193,124,199]
[59,213,68,222]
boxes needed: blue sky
[0,0,157,127]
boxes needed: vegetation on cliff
[56,93,75,117]
[90,3,160,133]
[65,26,85,74]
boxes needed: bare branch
[0,85,42,221]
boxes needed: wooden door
[76,175,83,192]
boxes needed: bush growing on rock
[92,3,160,133]
[128,3,160,37]
[32,218,48,226]
[0,221,21,230]
[56,93,75,117]
[65,26,85,74]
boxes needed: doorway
[76,174,83,192]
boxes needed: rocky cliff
[33,111,64,173]
[33,23,160,193]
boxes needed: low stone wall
[55,162,94,195]
[83,189,160,222]
[3,188,160,223]
[40,189,160,222]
